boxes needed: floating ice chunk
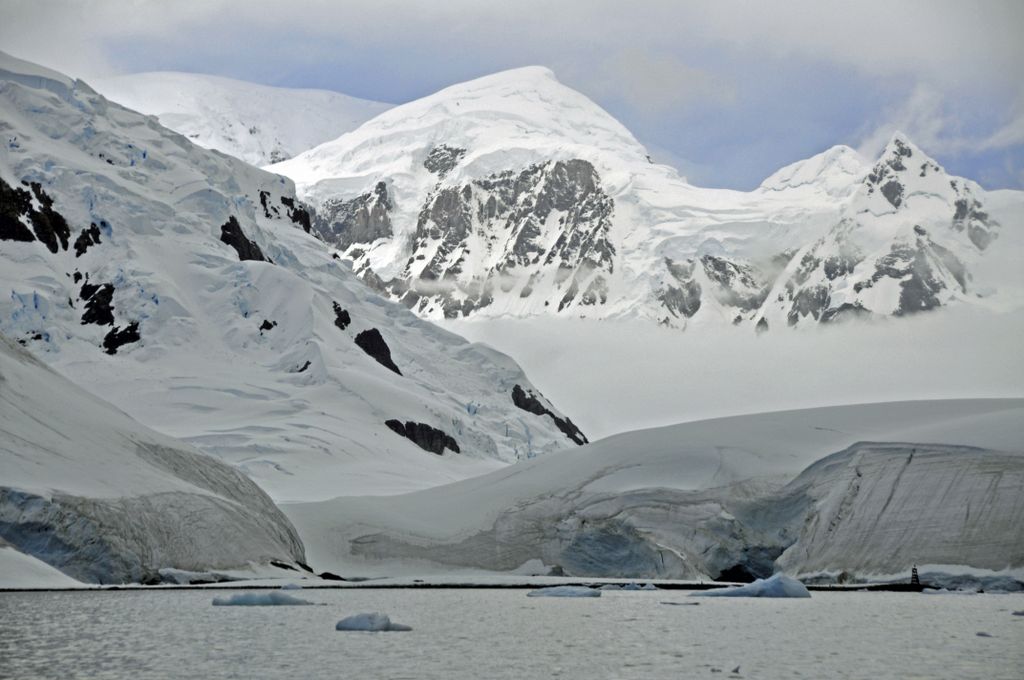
[921,588,977,595]
[599,584,622,591]
[280,583,303,590]
[212,592,313,606]
[527,586,601,598]
[335,613,412,632]
[692,574,811,598]
[642,583,657,590]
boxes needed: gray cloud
[1,0,1021,188]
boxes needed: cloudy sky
[2,0,1022,189]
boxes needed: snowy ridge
[285,399,1024,583]
[269,67,1023,329]
[0,334,305,584]
[93,71,391,166]
[0,51,586,502]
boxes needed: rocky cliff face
[271,67,1020,330]
[756,135,1001,327]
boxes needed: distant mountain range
[262,67,1021,330]
[93,71,391,166]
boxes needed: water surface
[1,589,1021,679]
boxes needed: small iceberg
[336,613,412,632]
[212,592,313,606]
[527,586,601,598]
[280,583,303,590]
[692,574,811,598]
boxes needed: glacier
[268,66,1023,329]
[0,50,586,503]
[0,333,306,585]
[284,400,1024,586]
[93,71,391,167]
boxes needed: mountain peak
[875,131,933,169]
[758,144,867,198]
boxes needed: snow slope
[447,310,1024,441]
[0,51,585,502]
[0,334,305,585]
[93,72,390,166]
[284,399,1024,582]
[0,543,83,589]
[270,67,1023,328]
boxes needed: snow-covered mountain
[0,334,305,584]
[93,71,391,166]
[270,67,1022,329]
[286,399,1024,585]
[0,51,585,502]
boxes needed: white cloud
[574,50,735,117]
[858,86,1024,160]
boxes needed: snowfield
[93,71,391,167]
[0,51,586,503]
[0,334,306,585]
[270,66,1023,330]
[284,399,1024,585]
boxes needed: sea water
[1,588,1021,679]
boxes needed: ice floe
[336,613,412,632]
[527,586,601,598]
[212,592,313,606]
[693,574,811,598]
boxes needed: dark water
[1,589,1021,679]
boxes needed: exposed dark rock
[400,158,616,317]
[861,238,958,315]
[314,181,393,249]
[0,178,71,252]
[700,255,769,311]
[0,177,37,243]
[822,253,858,280]
[280,196,312,233]
[27,182,71,253]
[259,319,276,332]
[332,302,351,330]
[864,139,914,209]
[787,284,830,326]
[319,571,347,581]
[80,283,115,326]
[423,145,466,177]
[258,190,275,219]
[73,223,102,257]
[511,384,588,446]
[220,216,267,262]
[659,281,702,318]
[755,317,769,333]
[951,193,997,250]
[821,302,871,324]
[102,321,140,354]
[295,360,311,373]
[880,180,904,208]
[384,419,460,455]
[354,328,401,375]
